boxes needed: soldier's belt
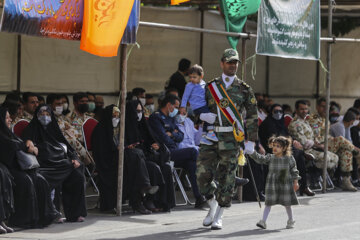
[214,126,233,132]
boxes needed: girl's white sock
[285,206,293,221]
[262,206,271,222]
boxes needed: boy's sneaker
[206,131,219,142]
[200,136,213,145]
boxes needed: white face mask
[55,106,64,116]
[112,118,120,127]
[146,104,155,113]
[63,103,69,111]
[137,112,143,122]
[139,98,146,106]
[353,120,359,127]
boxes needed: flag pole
[322,0,333,193]
[116,44,128,215]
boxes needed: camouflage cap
[222,48,240,62]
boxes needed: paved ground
[3,190,360,240]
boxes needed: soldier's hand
[293,140,303,150]
[166,131,172,137]
[244,141,255,154]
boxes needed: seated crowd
[0,83,360,235]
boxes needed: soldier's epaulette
[241,81,250,88]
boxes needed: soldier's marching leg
[211,148,238,230]
[196,144,219,227]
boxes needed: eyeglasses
[273,110,283,114]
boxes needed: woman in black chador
[22,105,87,222]
[92,104,162,214]
[0,106,58,229]
[124,100,175,212]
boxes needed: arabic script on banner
[256,0,320,60]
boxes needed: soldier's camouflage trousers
[306,148,339,170]
[328,136,354,172]
[196,132,239,208]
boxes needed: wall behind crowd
[0,6,359,113]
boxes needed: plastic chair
[82,118,100,198]
[12,119,30,137]
[284,114,293,128]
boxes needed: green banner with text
[256,0,320,60]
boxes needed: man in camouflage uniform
[307,98,357,191]
[14,92,39,123]
[288,100,339,170]
[66,92,92,146]
[196,49,258,230]
[47,94,93,165]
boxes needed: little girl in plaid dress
[246,136,300,229]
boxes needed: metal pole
[116,44,128,215]
[16,35,21,93]
[322,0,333,193]
[265,56,270,96]
[139,21,360,43]
[237,23,247,203]
[199,6,204,66]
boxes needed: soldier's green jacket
[205,76,258,142]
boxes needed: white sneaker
[286,220,295,229]
[211,206,224,230]
[200,136,213,146]
[256,220,267,229]
[202,197,218,227]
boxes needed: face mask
[175,114,186,123]
[169,107,178,118]
[112,118,120,127]
[272,112,283,121]
[78,104,89,113]
[63,103,69,110]
[330,116,339,123]
[88,102,96,112]
[137,113,143,122]
[54,106,63,116]
[39,115,52,126]
[139,98,146,106]
[145,104,155,113]
[353,120,359,127]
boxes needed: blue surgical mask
[175,114,186,123]
[169,107,178,118]
[39,115,52,126]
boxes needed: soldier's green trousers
[196,132,239,207]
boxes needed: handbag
[16,150,40,170]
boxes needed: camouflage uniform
[57,115,93,165]
[288,116,338,170]
[65,110,91,145]
[196,76,258,207]
[14,111,33,123]
[307,113,354,172]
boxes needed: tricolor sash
[208,81,245,142]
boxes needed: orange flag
[171,0,190,5]
[80,0,135,57]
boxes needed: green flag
[219,0,261,49]
[256,0,320,60]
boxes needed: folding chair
[171,162,194,206]
[82,118,100,198]
[12,119,30,137]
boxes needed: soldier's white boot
[211,206,224,230]
[202,197,218,227]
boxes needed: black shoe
[132,204,152,215]
[299,187,315,196]
[235,177,249,187]
[194,196,207,209]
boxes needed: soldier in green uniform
[196,49,258,230]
